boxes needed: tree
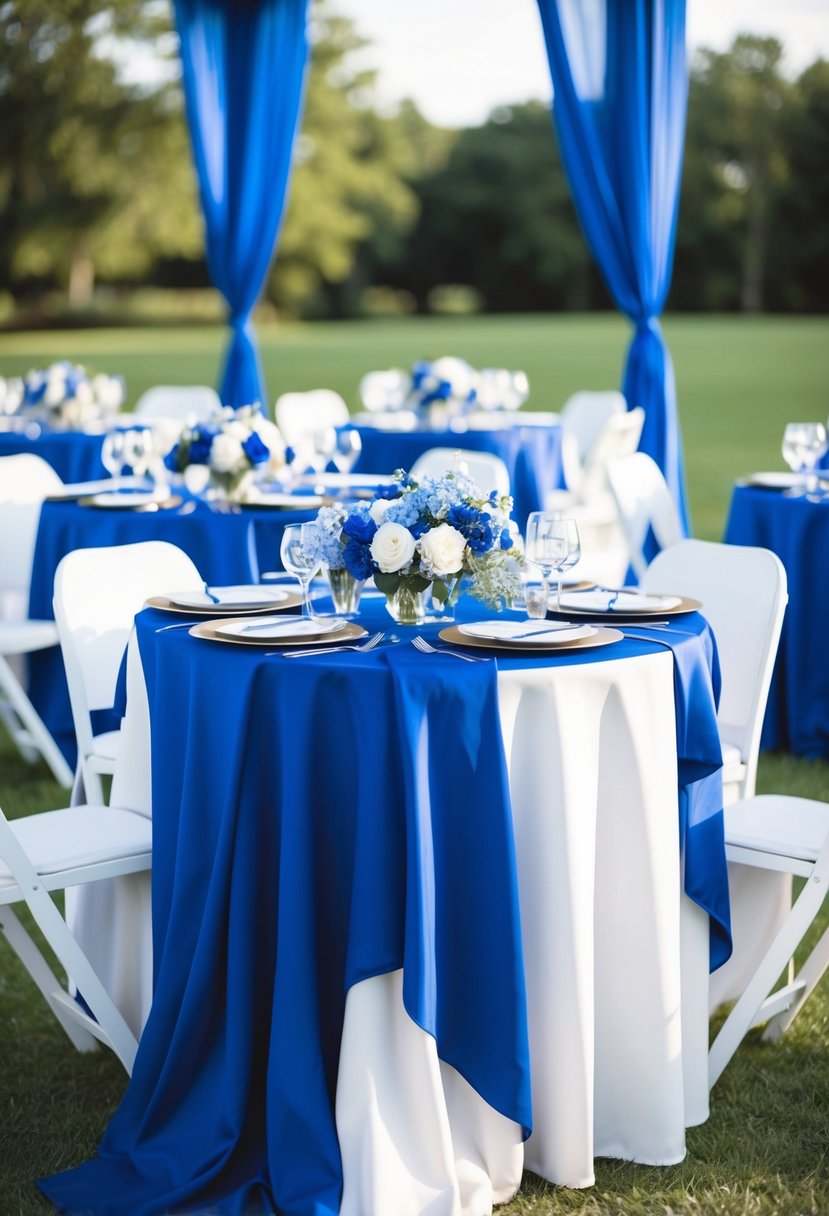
[0,0,201,308]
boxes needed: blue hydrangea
[342,511,377,544]
[302,521,344,569]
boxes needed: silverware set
[279,631,385,659]
[412,635,488,663]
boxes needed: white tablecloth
[71,640,712,1214]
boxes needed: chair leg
[0,904,98,1053]
[763,924,829,1042]
[709,874,827,1090]
[0,654,73,788]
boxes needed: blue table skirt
[724,485,829,758]
[40,597,728,1216]
[27,497,317,767]
[354,424,562,529]
[0,428,109,483]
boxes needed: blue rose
[163,443,181,472]
[188,429,214,465]
[343,513,377,544]
[466,514,494,553]
[343,538,374,580]
[499,527,513,550]
[242,430,270,466]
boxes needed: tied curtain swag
[536,0,690,532]
[174,0,309,408]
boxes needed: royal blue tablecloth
[40,597,728,1216]
[724,485,829,758]
[354,424,562,529]
[27,497,317,767]
[0,428,109,483]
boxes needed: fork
[280,631,385,659]
[412,635,488,663]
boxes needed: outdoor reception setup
[0,1,827,1215]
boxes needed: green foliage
[0,0,202,306]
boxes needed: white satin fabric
[72,639,715,1212]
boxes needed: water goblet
[280,523,321,620]
[122,428,154,479]
[101,430,127,479]
[309,427,336,491]
[526,513,581,613]
[782,422,827,498]
[332,427,362,476]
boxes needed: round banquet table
[0,426,110,483]
[724,484,829,758]
[27,494,319,767]
[41,596,728,1216]
[353,423,562,528]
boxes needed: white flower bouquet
[163,405,285,502]
[301,467,521,623]
[17,361,125,429]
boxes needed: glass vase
[384,583,431,626]
[326,566,365,616]
[429,575,465,623]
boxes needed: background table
[724,484,829,758]
[42,597,726,1216]
[353,423,562,527]
[27,495,317,765]
[0,426,109,483]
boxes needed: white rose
[209,432,245,474]
[223,420,250,442]
[370,522,416,573]
[73,380,94,407]
[44,375,66,406]
[417,523,467,577]
[93,374,125,411]
[369,498,392,526]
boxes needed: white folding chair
[0,799,151,1073]
[607,452,685,583]
[409,447,511,499]
[558,389,627,492]
[358,370,410,414]
[133,385,221,422]
[708,794,829,1088]
[53,541,203,804]
[0,456,73,787]
[275,389,350,448]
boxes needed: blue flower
[163,443,181,472]
[343,538,374,580]
[465,513,494,553]
[500,527,513,550]
[343,513,377,544]
[188,432,213,465]
[242,430,270,466]
[447,502,480,530]
[376,482,403,500]
[285,445,296,465]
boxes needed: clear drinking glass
[525,513,581,613]
[101,430,126,478]
[280,523,321,620]
[122,428,154,479]
[332,427,362,476]
[782,422,827,497]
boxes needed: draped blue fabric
[174,0,309,407]
[0,431,109,483]
[535,0,690,531]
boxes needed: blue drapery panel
[174,0,309,407]
[536,0,690,530]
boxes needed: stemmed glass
[782,422,827,498]
[309,427,336,491]
[101,430,127,479]
[332,427,362,476]
[280,523,320,620]
[525,513,581,613]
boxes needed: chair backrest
[409,447,511,499]
[53,541,203,758]
[607,452,685,582]
[643,539,787,796]
[133,385,221,421]
[559,390,627,461]
[275,390,350,446]
[0,455,64,595]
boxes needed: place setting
[146,583,302,616]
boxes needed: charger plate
[237,492,325,510]
[78,493,182,511]
[146,590,301,617]
[439,625,622,653]
[189,617,367,648]
[551,592,701,621]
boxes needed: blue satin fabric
[725,486,829,758]
[535,0,690,534]
[0,430,108,482]
[40,599,728,1216]
[27,497,316,766]
[174,0,309,406]
[354,423,564,530]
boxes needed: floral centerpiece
[301,467,521,623]
[14,361,125,429]
[405,356,478,429]
[163,404,285,503]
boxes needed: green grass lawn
[1,314,828,1214]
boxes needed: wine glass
[280,523,320,620]
[525,513,581,613]
[309,427,336,490]
[122,428,154,479]
[504,370,530,412]
[782,422,827,497]
[332,427,362,476]
[101,430,127,479]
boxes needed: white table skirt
[69,639,713,1213]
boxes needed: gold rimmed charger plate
[77,494,183,512]
[145,591,302,617]
[188,618,368,648]
[439,625,623,653]
[549,593,701,622]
